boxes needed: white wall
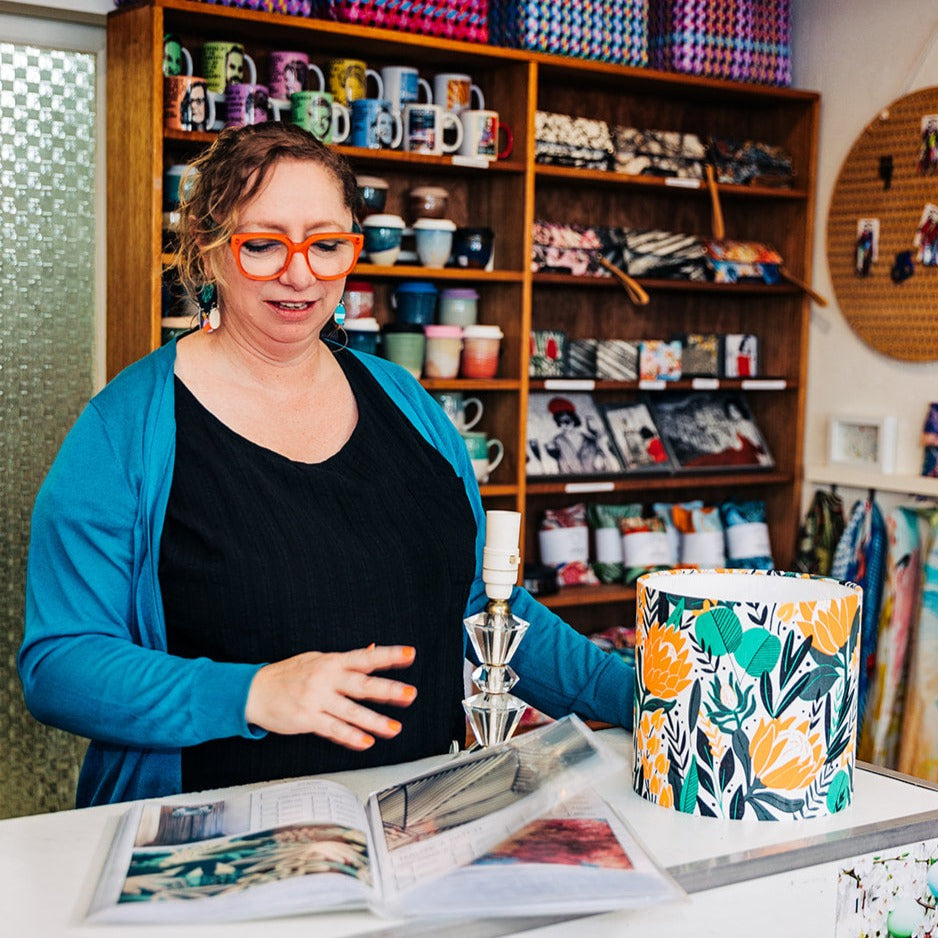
[792,0,938,486]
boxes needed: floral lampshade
[633,569,861,821]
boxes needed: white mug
[381,66,432,115]
[433,72,484,114]
[403,103,463,155]
[458,109,513,161]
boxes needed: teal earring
[197,283,220,333]
[333,302,346,327]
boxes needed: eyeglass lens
[237,235,359,279]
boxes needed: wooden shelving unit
[107,0,819,635]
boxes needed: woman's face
[215,158,352,349]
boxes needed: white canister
[423,324,463,378]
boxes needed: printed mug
[403,103,463,156]
[328,58,383,106]
[458,110,513,161]
[290,91,350,144]
[350,98,403,150]
[163,75,216,132]
[431,391,484,432]
[381,66,432,115]
[461,431,504,483]
[432,72,484,114]
[201,41,257,95]
[268,51,323,99]
[162,34,193,77]
[225,83,282,128]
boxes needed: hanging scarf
[795,488,846,576]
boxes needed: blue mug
[350,97,403,150]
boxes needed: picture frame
[526,392,623,478]
[648,391,774,472]
[600,401,673,472]
[722,333,759,378]
[828,414,897,473]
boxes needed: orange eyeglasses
[229,232,364,281]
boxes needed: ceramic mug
[381,65,432,115]
[201,41,257,94]
[432,391,483,432]
[350,98,403,150]
[163,75,216,132]
[328,58,383,106]
[290,91,350,144]
[162,34,193,77]
[458,109,513,161]
[225,83,281,128]
[403,103,463,156]
[423,325,463,379]
[268,51,318,99]
[433,72,484,114]
[462,431,503,483]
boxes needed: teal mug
[461,430,503,483]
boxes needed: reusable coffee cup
[461,431,504,483]
[381,322,425,378]
[438,287,479,326]
[381,66,433,115]
[163,75,216,132]
[431,391,484,431]
[202,41,257,94]
[290,91,350,144]
[458,109,513,161]
[413,218,456,268]
[423,324,463,379]
[344,317,380,355]
[268,51,319,99]
[460,323,503,378]
[361,213,405,265]
[433,72,484,114]
[391,280,438,325]
[328,57,383,106]
[342,281,375,320]
[403,103,463,156]
[163,34,193,77]
[350,98,403,150]
[225,83,277,127]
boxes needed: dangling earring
[333,302,346,327]
[197,283,220,333]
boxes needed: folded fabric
[626,229,707,280]
[613,126,706,178]
[720,499,774,570]
[535,111,614,170]
[587,502,642,584]
[707,138,794,186]
[673,503,725,568]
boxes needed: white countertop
[3,729,937,937]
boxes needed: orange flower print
[637,709,672,805]
[795,594,858,656]
[749,716,824,792]
[699,714,727,762]
[642,621,693,699]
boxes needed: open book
[87,717,683,924]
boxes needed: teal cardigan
[20,339,634,807]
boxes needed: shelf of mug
[477,483,519,499]
[161,130,525,174]
[525,468,792,496]
[539,583,637,609]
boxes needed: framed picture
[600,401,673,472]
[648,391,774,471]
[722,333,759,378]
[526,392,623,477]
[828,414,897,473]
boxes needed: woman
[19,123,633,808]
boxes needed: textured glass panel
[0,43,96,817]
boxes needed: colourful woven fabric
[489,0,649,65]
[648,0,792,86]
[310,0,490,42]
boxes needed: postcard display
[633,569,862,821]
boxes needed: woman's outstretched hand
[244,644,417,749]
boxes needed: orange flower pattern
[641,620,693,699]
[789,594,859,656]
[636,710,673,808]
[749,716,825,791]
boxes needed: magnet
[891,250,914,284]
[878,154,893,189]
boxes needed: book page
[87,779,376,924]
[392,789,685,917]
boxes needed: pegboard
[827,86,938,362]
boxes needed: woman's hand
[244,644,417,749]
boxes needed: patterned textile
[899,513,938,780]
[831,497,887,737]
[613,126,706,179]
[707,137,794,187]
[309,0,488,41]
[860,506,927,769]
[648,0,792,86]
[795,489,846,576]
[720,498,774,570]
[490,0,648,65]
[535,111,615,170]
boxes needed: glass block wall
[0,42,97,817]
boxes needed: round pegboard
[827,86,938,362]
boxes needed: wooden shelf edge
[532,273,801,295]
[526,469,792,497]
[804,465,938,499]
[540,583,636,609]
[530,378,795,392]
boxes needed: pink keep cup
[460,323,503,379]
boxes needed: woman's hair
[173,123,360,300]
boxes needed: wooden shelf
[805,465,938,499]
[526,470,792,497]
[530,378,794,392]
[540,583,636,609]
[532,273,801,295]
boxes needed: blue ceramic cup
[392,281,438,325]
[361,213,405,265]
[350,97,403,149]
[344,317,380,355]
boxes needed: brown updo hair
[172,123,360,301]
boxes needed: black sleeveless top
[159,348,477,791]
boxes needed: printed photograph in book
[600,401,672,472]
[647,391,774,471]
[526,392,623,477]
